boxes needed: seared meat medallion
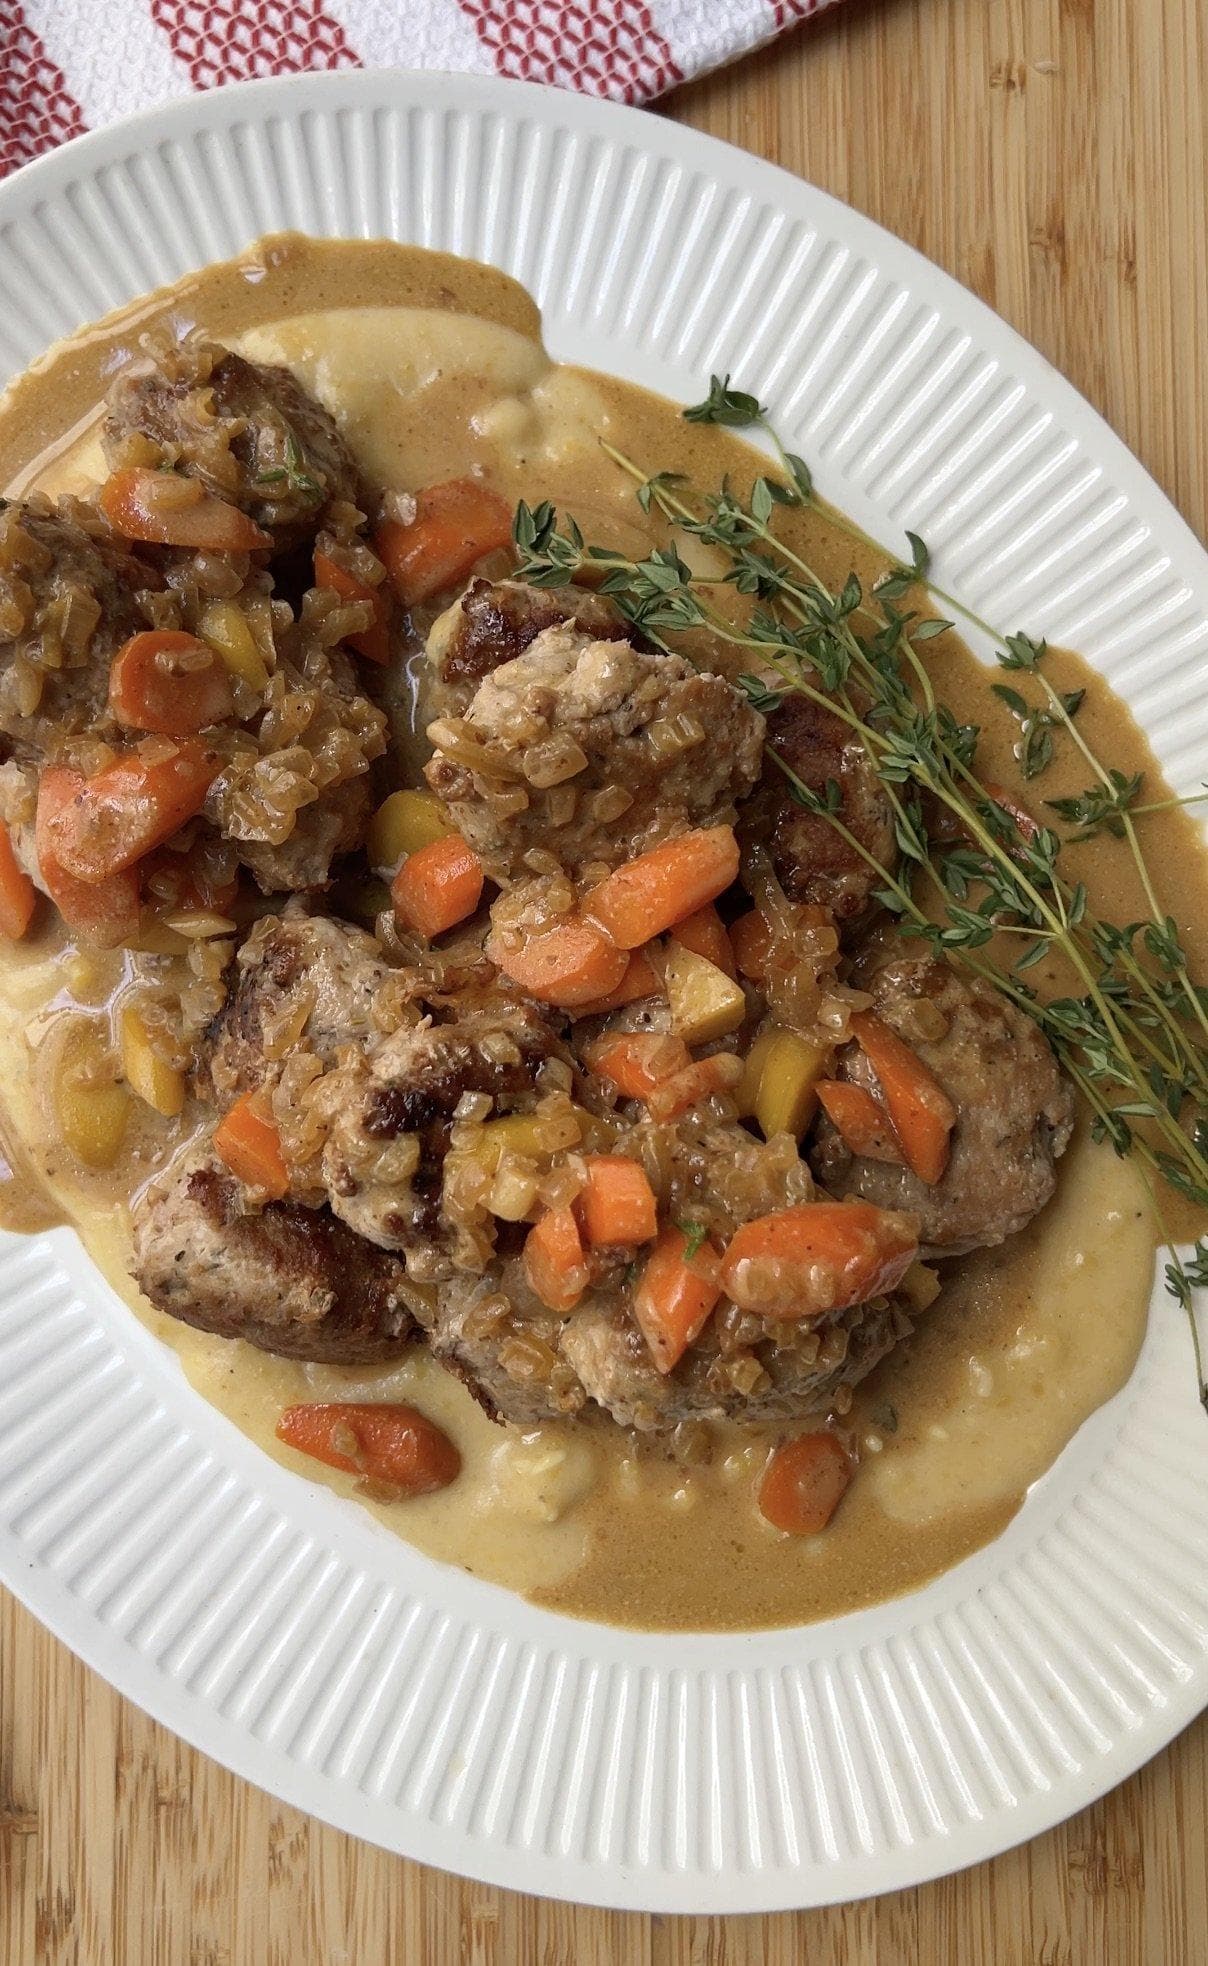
[133,1139,418,1365]
[811,956,1076,1255]
[426,617,765,885]
[0,496,153,751]
[104,340,363,551]
[739,693,899,931]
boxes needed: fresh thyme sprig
[511,376,1208,1402]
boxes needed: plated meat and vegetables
[0,236,1202,1631]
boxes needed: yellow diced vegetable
[469,1108,586,1172]
[736,1026,830,1140]
[198,601,271,692]
[54,1029,131,1170]
[367,789,454,872]
[121,1006,186,1118]
[664,944,746,1045]
[575,1109,620,1153]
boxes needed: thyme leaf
[682,375,765,427]
[677,1220,710,1262]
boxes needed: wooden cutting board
[3,0,1207,1958]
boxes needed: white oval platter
[0,69,1206,1913]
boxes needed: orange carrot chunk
[313,549,392,665]
[584,1032,692,1102]
[487,915,628,1008]
[815,1079,904,1165]
[849,1012,957,1186]
[277,1402,460,1495]
[721,1201,919,1321]
[587,826,740,950]
[633,1224,723,1373]
[99,467,270,552]
[109,630,235,738]
[214,1090,290,1201]
[524,1205,590,1313]
[35,767,141,947]
[669,903,736,977]
[40,742,221,883]
[585,1033,741,1119]
[0,825,36,941]
[391,832,484,940]
[758,1432,853,1536]
[376,477,512,606]
[578,1155,658,1247]
[570,944,664,1019]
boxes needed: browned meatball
[810,955,1075,1255]
[320,998,565,1277]
[0,496,152,751]
[427,577,637,711]
[741,693,897,928]
[426,618,765,885]
[104,340,363,550]
[204,646,386,894]
[131,1140,418,1365]
[200,909,392,1103]
[429,1121,920,1434]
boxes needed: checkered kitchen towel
[0,0,844,179]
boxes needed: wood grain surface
[4,0,1208,1958]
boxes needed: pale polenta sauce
[0,234,1199,1631]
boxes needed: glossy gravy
[0,233,1202,1631]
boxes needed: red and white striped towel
[0,0,843,180]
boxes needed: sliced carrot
[35,767,140,947]
[584,1033,739,1119]
[214,1089,290,1200]
[391,833,484,940]
[99,467,270,552]
[487,914,627,1008]
[849,1012,957,1186]
[758,1432,853,1536]
[720,1201,919,1320]
[109,630,235,738]
[0,825,36,941]
[633,1224,723,1374]
[587,826,740,950]
[523,1205,589,1313]
[730,908,773,980]
[276,1402,460,1495]
[570,944,663,1019]
[376,477,512,607]
[577,1155,658,1247]
[41,742,221,883]
[584,1032,692,1103]
[815,1079,904,1165]
[313,549,392,666]
[669,903,735,977]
